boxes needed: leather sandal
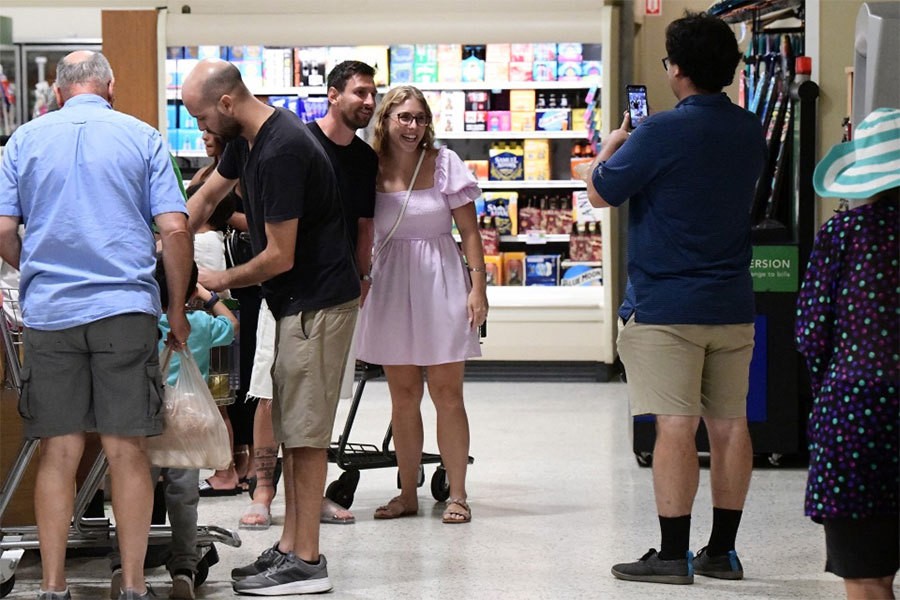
[374,496,418,519]
[442,498,471,524]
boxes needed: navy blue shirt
[593,93,766,324]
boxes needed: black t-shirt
[218,108,359,318]
[306,121,378,253]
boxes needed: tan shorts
[617,319,755,418]
[271,298,358,448]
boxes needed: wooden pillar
[102,10,159,128]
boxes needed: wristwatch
[203,291,220,311]
[360,274,373,283]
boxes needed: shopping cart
[0,288,241,598]
[324,362,474,509]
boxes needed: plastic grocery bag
[147,348,232,469]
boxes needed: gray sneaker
[231,542,284,581]
[232,553,332,596]
[611,548,694,584]
[692,546,744,580]
[37,589,71,600]
[118,585,156,599]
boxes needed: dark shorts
[823,516,900,579]
[19,313,165,439]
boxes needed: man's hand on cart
[166,307,191,350]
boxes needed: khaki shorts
[617,318,755,418]
[19,313,164,439]
[271,298,358,448]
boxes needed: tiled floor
[6,379,889,599]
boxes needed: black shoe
[231,542,284,581]
[692,546,744,580]
[611,548,694,585]
[232,553,332,596]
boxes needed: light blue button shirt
[0,94,187,330]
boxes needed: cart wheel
[430,467,450,502]
[326,469,360,509]
[635,452,653,467]
[0,574,14,598]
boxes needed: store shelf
[413,80,599,92]
[171,149,207,158]
[453,233,570,243]
[437,130,587,140]
[487,285,603,308]
[477,180,586,190]
[561,260,602,268]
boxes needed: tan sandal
[374,496,418,519]
[442,498,471,524]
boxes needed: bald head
[55,50,113,101]
[182,59,249,107]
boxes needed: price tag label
[525,230,547,245]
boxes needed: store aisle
[11,380,863,599]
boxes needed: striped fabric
[813,107,900,199]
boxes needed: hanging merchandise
[32,56,54,119]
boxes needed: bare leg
[205,406,238,489]
[381,365,425,512]
[241,400,277,527]
[35,433,86,592]
[425,362,469,505]
[279,447,295,554]
[287,446,327,562]
[704,416,753,510]
[102,434,154,594]
[844,576,896,600]
[652,415,701,517]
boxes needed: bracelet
[360,274,373,282]
[203,291,220,311]
[467,266,486,273]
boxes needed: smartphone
[626,84,649,129]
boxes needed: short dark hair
[326,60,376,93]
[155,255,198,309]
[666,11,742,93]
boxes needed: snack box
[525,254,561,286]
[509,89,536,112]
[485,255,503,286]
[509,62,533,82]
[487,111,511,132]
[502,252,526,286]
[483,191,519,235]
[464,160,490,181]
[488,146,524,182]
[464,111,488,132]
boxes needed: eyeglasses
[661,57,670,72]
[392,112,431,127]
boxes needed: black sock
[151,481,167,525]
[706,507,743,556]
[658,515,691,560]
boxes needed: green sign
[750,245,799,292]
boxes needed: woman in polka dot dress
[796,108,899,598]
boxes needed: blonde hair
[372,85,435,156]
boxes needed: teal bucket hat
[813,107,900,199]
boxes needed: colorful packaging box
[464,110,488,132]
[525,254,561,286]
[510,111,536,132]
[464,160,490,180]
[414,44,438,64]
[489,144,525,181]
[461,54,485,82]
[510,44,534,62]
[533,43,557,61]
[502,252,526,286]
[483,192,519,235]
[166,104,178,129]
[487,111,511,132]
[486,43,511,63]
[582,61,603,79]
[524,139,551,180]
[485,255,503,286]
[465,91,489,111]
[557,43,584,63]
[390,45,415,63]
[509,90,536,112]
[413,62,438,83]
[438,44,461,62]
[436,91,465,133]
[557,61,583,81]
[178,105,197,130]
[485,62,509,82]
[390,61,414,84]
[509,62,533,82]
[533,61,558,82]
[536,109,570,131]
[438,61,461,82]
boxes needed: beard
[214,112,243,143]
[341,108,372,131]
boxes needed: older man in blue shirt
[0,50,193,600]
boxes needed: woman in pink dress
[356,85,488,524]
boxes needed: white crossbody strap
[373,148,426,265]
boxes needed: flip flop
[320,498,355,525]
[239,502,272,530]
[374,496,418,520]
[199,478,242,497]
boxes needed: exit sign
[646,0,662,16]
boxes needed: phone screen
[626,85,649,128]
